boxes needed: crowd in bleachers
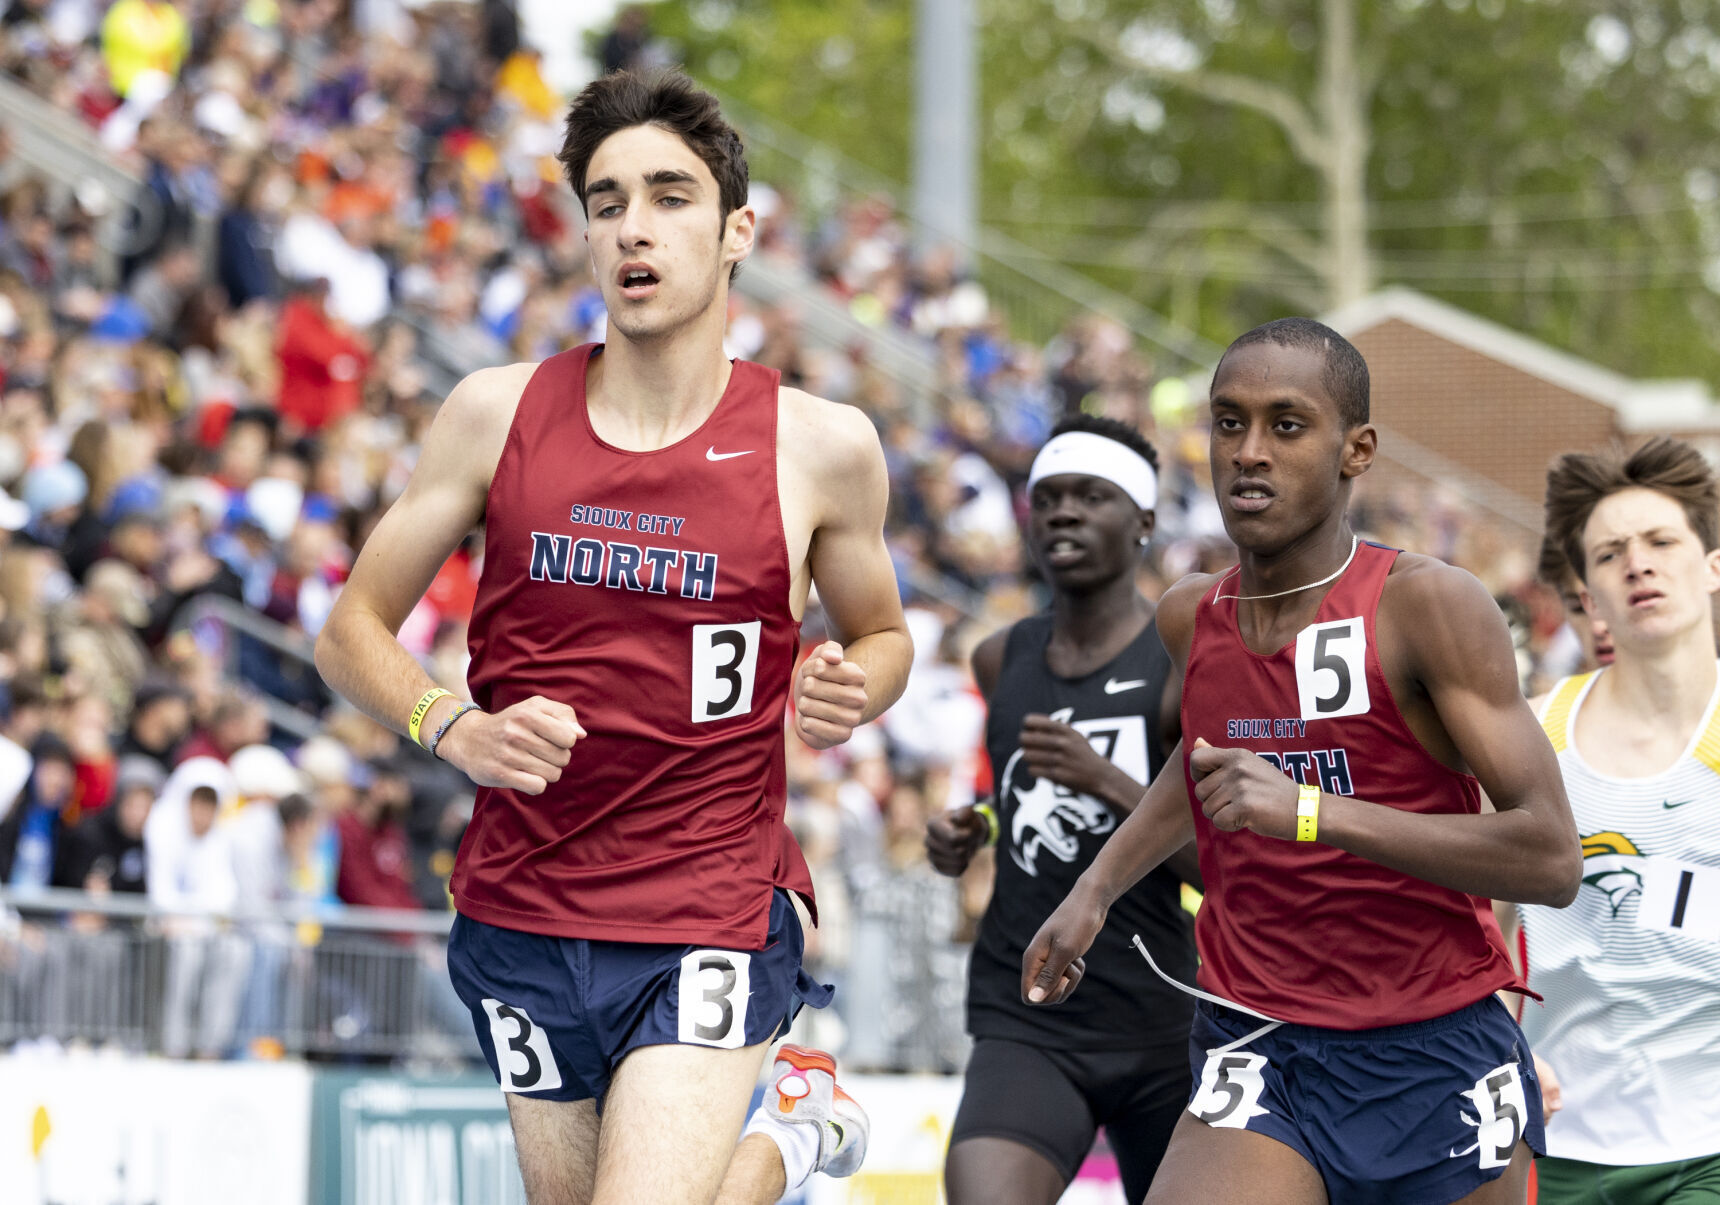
[0,1,1577,1071]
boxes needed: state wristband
[428,702,481,759]
[1295,784,1321,843]
[973,802,1000,848]
[408,687,454,749]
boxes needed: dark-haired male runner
[927,414,1199,1204]
[317,70,912,1204]
[1023,318,1581,1205]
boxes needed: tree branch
[1082,33,1331,168]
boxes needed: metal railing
[0,74,163,270]
[175,594,326,741]
[0,887,468,1063]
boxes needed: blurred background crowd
[0,0,1585,1072]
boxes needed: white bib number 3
[482,998,562,1094]
[1189,1051,1270,1129]
[691,622,761,723]
[1295,618,1371,722]
[677,949,752,1048]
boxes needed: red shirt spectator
[334,765,420,912]
[276,281,368,434]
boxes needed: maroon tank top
[455,344,813,947]
[1180,541,1522,1028]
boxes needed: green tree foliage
[646,0,1720,381]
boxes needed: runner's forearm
[1079,740,1196,908]
[1319,793,1578,906]
[841,628,913,724]
[315,597,461,746]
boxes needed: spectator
[598,6,652,75]
[0,731,78,888]
[127,239,203,340]
[226,742,306,1054]
[150,781,248,1059]
[334,759,420,911]
[118,679,192,772]
[275,278,369,436]
[57,754,160,894]
[176,685,268,766]
[279,791,339,911]
[216,160,282,309]
[100,0,189,100]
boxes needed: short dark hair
[1536,529,1576,591]
[277,793,313,829]
[1046,413,1160,475]
[189,785,219,807]
[1217,317,1371,428]
[559,69,748,251]
[1545,436,1720,582]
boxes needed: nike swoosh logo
[706,447,754,461]
[1663,799,1695,809]
[1104,678,1147,694]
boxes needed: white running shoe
[764,1044,869,1178]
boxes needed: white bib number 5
[1189,1050,1270,1128]
[691,621,761,723]
[1295,618,1371,722]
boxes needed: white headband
[1027,431,1157,510]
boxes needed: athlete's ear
[1138,507,1155,547]
[1338,422,1377,480]
[1578,584,1597,618]
[1703,543,1720,596]
[723,203,757,270]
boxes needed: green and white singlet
[1523,670,1720,1165]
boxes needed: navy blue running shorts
[1186,995,1546,1205]
[447,889,833,1108]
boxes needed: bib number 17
[692,622,761,723]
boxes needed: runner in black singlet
[926,415,1201,1205]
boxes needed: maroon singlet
[1180,541,1523,1028]
[455,344,813,947]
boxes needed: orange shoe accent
[776,1045,837,1076]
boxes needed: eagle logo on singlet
[1581,831,1647,918]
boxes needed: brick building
[1317,288,1720,539]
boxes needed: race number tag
[691,621,761,724]
[1188,1051,1270,1129]
[677,950,752,1048]
[1294,618,1371,722]
[1637,858,1720,942]
[1462,1062,1528,1170]
[481,998,563,1094]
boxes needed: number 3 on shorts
[678,950,752,1048]
[1189,1050,1270,1128]
[481,998,562,1094]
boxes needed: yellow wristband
[1295,784,1321,843]
[973,802,1000,848]
[408,687,454,748]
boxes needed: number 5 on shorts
[1465,1062,1528,1170]
[481,998,562,1094]
[1189,1050,1270,1128]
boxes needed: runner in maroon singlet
[1021,319,1581,1205]
[316,71,911,1205]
